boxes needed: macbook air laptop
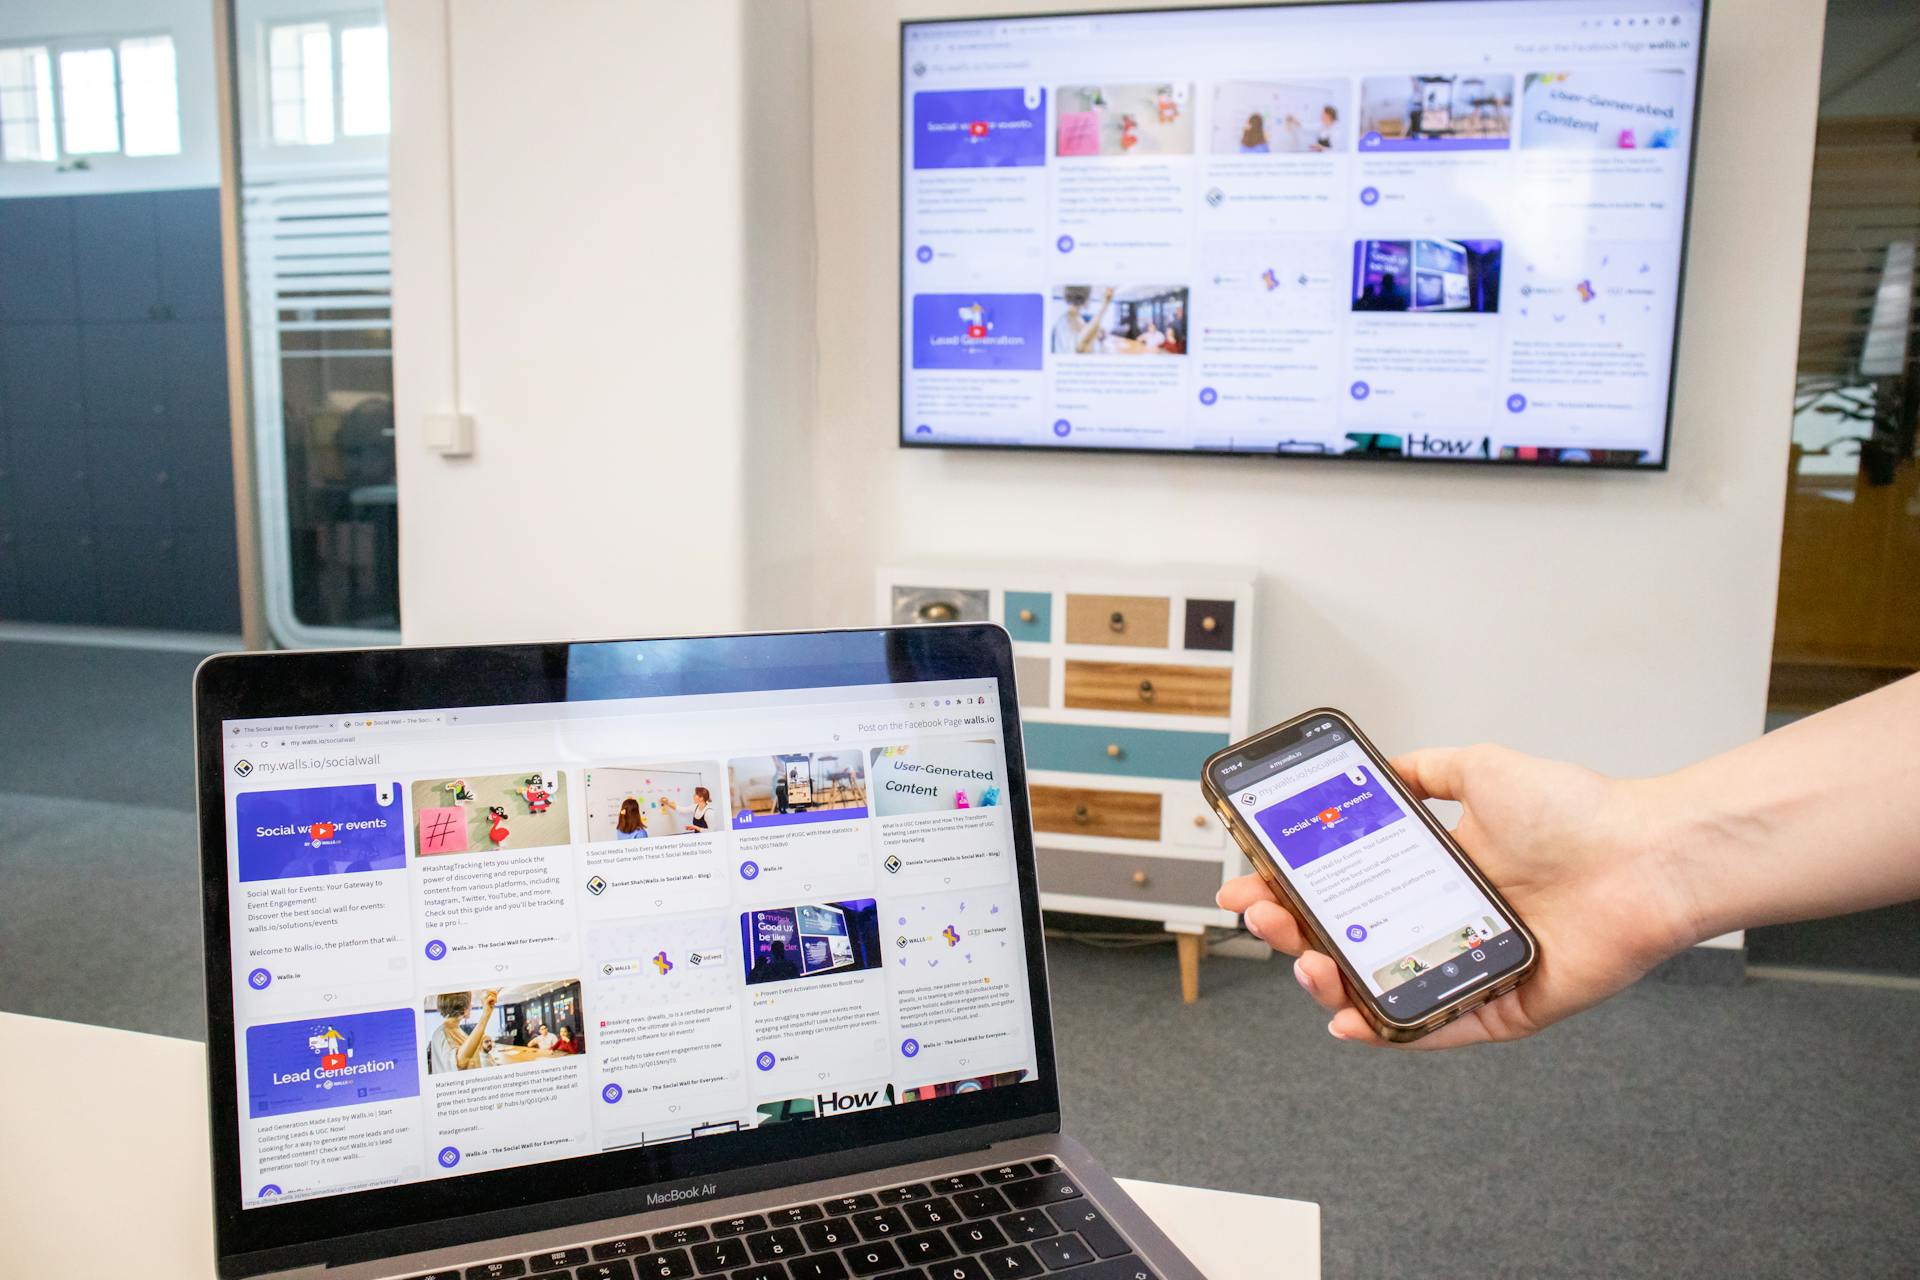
[195,625,1205,1280]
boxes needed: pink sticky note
[419,806,469,854]
[1057,110,1101,156]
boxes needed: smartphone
[1201,708,1538,1042]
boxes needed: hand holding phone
[1208,714,1690,1047]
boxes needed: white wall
[796,0,1825,799]
[391,0,1825,868]
[391,0,814,646]
[0,0,221,197]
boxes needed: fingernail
[1293,960,1312,992]
[1327,1022,1345,1040]
[1245,916,1264,941]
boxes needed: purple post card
[1253,766,1406,870]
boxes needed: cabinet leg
[1176,932,1203,1004]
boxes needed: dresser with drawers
[879,561,1258,1001]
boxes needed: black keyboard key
[947,1221,1008,1255]
[980,1164,1029,1185]
[771,1204,826,1226]
[995,1211,1056,1243]
[577,1264,635,1280]
[924,1261,988,1280]
[854,1208,910,1241]
[932,1173,983,1195]
[1030,1236,1094,1271]
[747,1228,805,1264]
[409,1272,461,1280]
[800,1217,857,1252]
[692,1237,751,1273]
[637,1250,693,1280]
[1044,1206,1127,1260]
[528,1248,589,1273]
[469,1262,527,1279]
[824,1193,880,1215]
[980,1246,1043,1279]
[713,1215,769,1238]
[597,1238,649,1260]
[879,1183,933,1204]
[999,1178,1080,1211]
[953,1188,1011,1220]
[726,1266,787,1280]
[788,1256,850,1280]
[898,1230,957,1265]
[875,1272,928,1280]
[904,1198,961,1232]
[1026,1159,1059,1176]
[845,1241,905,1276]
[656,1227,711,1250]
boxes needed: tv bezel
[896,0,1712,472]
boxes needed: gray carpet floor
[4,638,1918,1277]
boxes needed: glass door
[228,0,397,645]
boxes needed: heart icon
[309,821,335,841]
[818,1072,829,1080]
[494,964,507,972]
[668,1105,680,1113]
[960,1058,969,1066]
[654,900,664,907]
[322,993,336,1002]
[943,877,952,885]
[803,883,813,892]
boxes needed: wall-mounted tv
[899,0,1708,467]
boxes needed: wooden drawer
[1064,594,1170,648]
[1184,599,1236,651]
[1063,660,1232,717]
[891,585,989,625]
[1004,590,1052,643]
[1030,784,1161,841]
[1164,788,1226,849]
[1014,655,1051,708]
[1036,846,1223,909]
[1023,721,1229,780]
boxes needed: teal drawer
[1004,591,1051,643]
[1022,721,1228,781]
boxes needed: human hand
[482,989,500,1009]
[1218,744,1697,1049]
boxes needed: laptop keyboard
[404,1158,1159,1280]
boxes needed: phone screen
[1211,717,1530,1021]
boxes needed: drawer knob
[1108,610,1126,633]
[1192,814,1209,829]
[1131,870,1150,887]
[1201,614,1218,632]
[918,601,958,623]
[1073,804,1092,825]
[1137,679,1155,702]
[1018,608,1036,624]
[1105,742,1122,758]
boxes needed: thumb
[1389,746,1469,803]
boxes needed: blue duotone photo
[235,782,406,882]
[912,88,1047,169]
[244,1008,420,1119]
[1254,768,1407,870]
[911,294,1045,372]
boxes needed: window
[266,17,389,147]
[0,46,56,161]
[0,34,181,163]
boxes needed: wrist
[1630,766,1758,954]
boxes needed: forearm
[1651,673,1920,944]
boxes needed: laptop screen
[215,659,1043,1213]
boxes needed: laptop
[195,625,1204,1280]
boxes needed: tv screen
[899,0,1707,467]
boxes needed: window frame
[0,29,181,166]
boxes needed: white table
[0,1013,1319,1278]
